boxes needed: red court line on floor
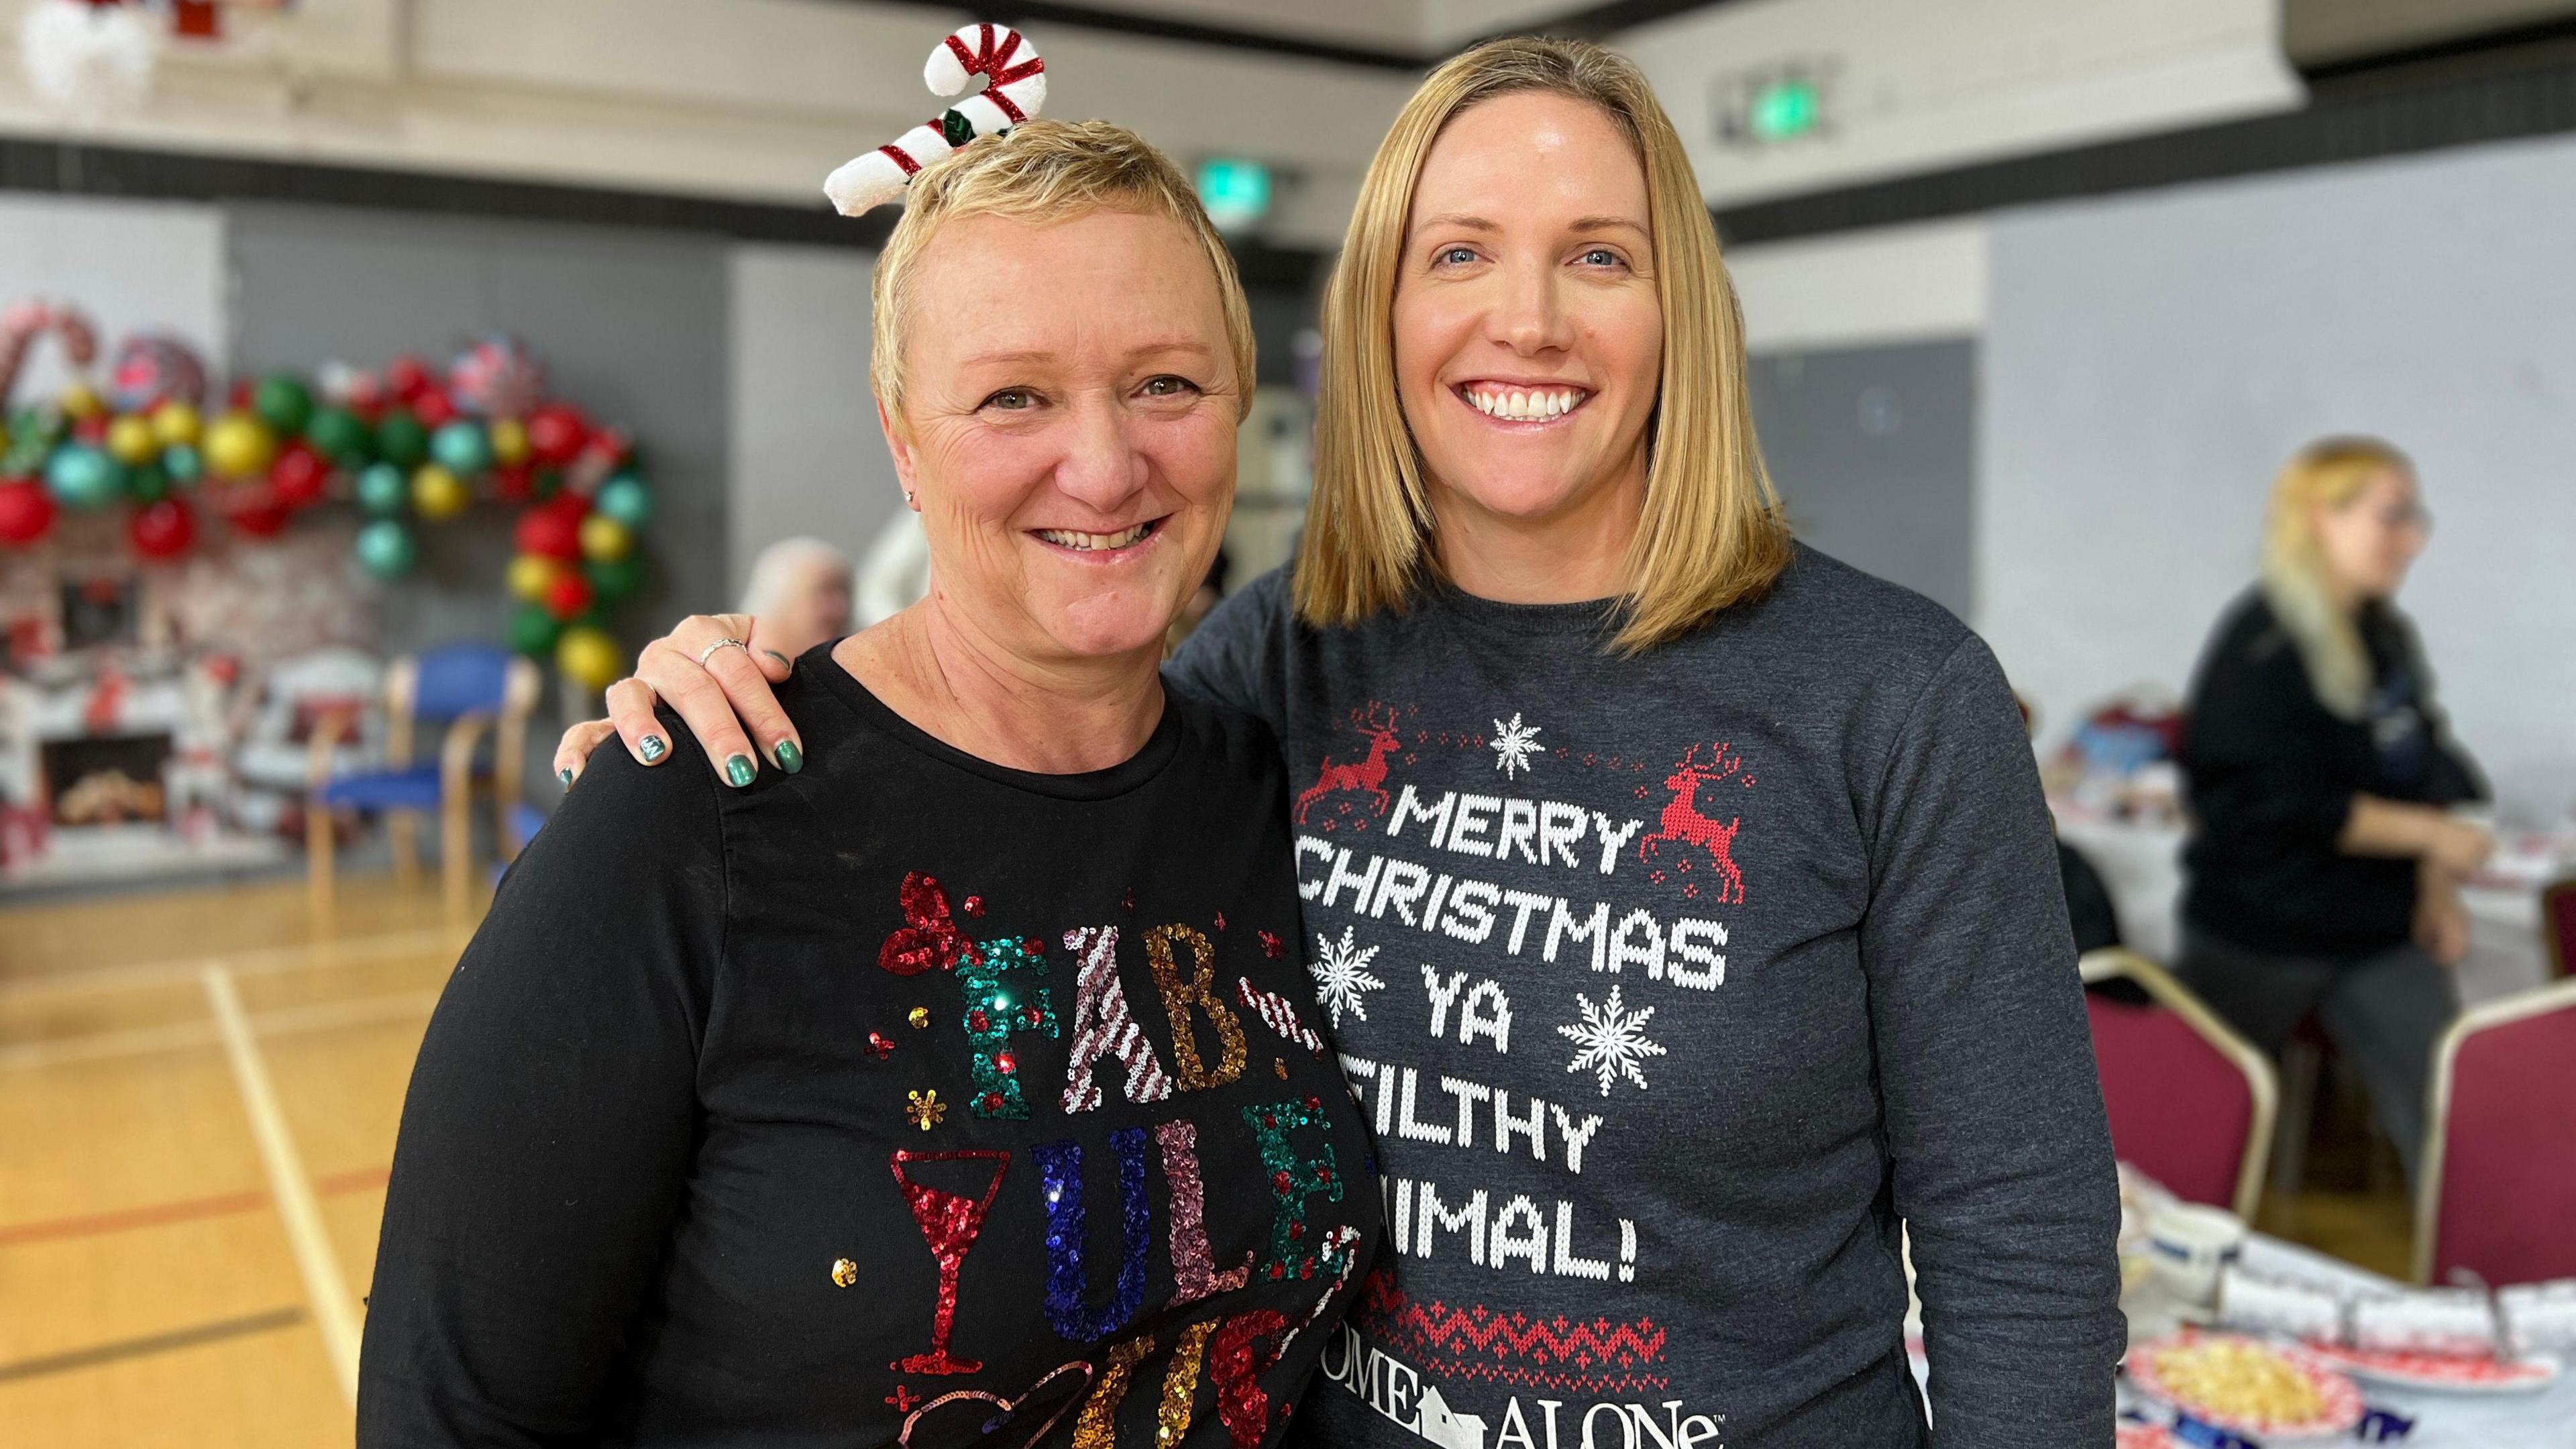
[0,1166,392,1248]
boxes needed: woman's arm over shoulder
[357,716,729,1446]
[1165,566,1294,733]
[1860,633,2124,1447]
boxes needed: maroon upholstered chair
[2080,949,2277,1220]
[2415,978,2576,1286]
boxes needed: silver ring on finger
[698,637,751,669]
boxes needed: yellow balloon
[506,552,564,603]
[411,464,470,521]
[151,400,203,449]
[555,626,625,692]
[577,513,633,563]
[58,380,105,419]
[489,418,531,468]
[203,411,279,478]
[105,414,160,466]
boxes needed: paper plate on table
[2301,1342,2563,1394]
[2125,1332,2363,1440]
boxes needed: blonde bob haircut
[2261,435,2416,720]
[869,118,1257,424]
[1294,36,1792,651]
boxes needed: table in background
[2052,808,2551,1008]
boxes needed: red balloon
[411,388,458,428]
[227,378,256,411]
[0,480,56,545]
[525,403,589,468]
[269,443,329,507]
[222,482,291,539]
[490,462,535,503]
[386,355,433,401]
[513,504,582,561]
[543,570,594,622]
[130,496,196,558]
[72,414,110,445]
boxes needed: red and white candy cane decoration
[0,300,101,411]
[822,22,1046,217]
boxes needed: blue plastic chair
[305,641,541,927]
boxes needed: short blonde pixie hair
[868,119,1258,423]
[1294,38,1792,651]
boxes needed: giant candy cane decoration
[0,299,99,412]
[822,23,1047,217]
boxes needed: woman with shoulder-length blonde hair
[566,35,2123,1447]
[2180,436,2489,1187]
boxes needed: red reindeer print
[1293,703,1403,824]
[1635,743,1749,903]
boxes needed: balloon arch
[0,301,652,690]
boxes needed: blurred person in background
[2178,436,2489,1183]
[735,536,853,663]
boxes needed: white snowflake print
[1490,712,1543,780]
[1558,984,1668,1097]
[1309,927,1389,1027]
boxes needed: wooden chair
[2080,947,2278,1220]
[306,643,540,930]
[2414,977,2576,1286]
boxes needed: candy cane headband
[823,23,1047,217]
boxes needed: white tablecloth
[2053,810,2552,1008]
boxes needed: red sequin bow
[878,872,985,977]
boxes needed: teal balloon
[376,411,430,468]
[128,462,170,503]
[162,443,203,484]
[594,473,653,529]
[254,374,314,435]
[356,462,409,515]
[46,445,125,508]
[430,419,492,476]
[355,519,418,578]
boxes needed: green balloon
[128,462,170,502]
[376,410,430,468]
[355,519,417,578]
[585,551,645,602]
[305,406,372,466]
[594,473,654,529]
[356,462,408,515]
[430,419,493,476]
[162,443,203,484]
[3,409,56,475]
[254,374,314,435]
[46,445,124,508]
[506,603,564,657]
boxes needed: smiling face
[1393,90,1664,547]
[880,207,1240,663]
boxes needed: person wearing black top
[358,123,1376,1447]
[2179,437,2489,1181]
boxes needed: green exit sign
[1196,158,1273,232]
[1747,78,1821,141]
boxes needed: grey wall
[226,204,731,655]
[1980,131,2576,822]
[726,244,897,600]
[1750,339,1977,620]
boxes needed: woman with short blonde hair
[2180,435,2488,1186]
[570,36,2123,1446]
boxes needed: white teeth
[1037,523,1152,551]
[1466,386,1585,421]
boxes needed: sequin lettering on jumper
[957,936,1059,1119]
[1034,1127,1152,1341]
[1145,923,1246,1091]
[1155,1120,1254,1306]
[1244,1096,1350,1279]
[1061,926,1173,1112]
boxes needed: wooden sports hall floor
[0,873,2416,1446]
